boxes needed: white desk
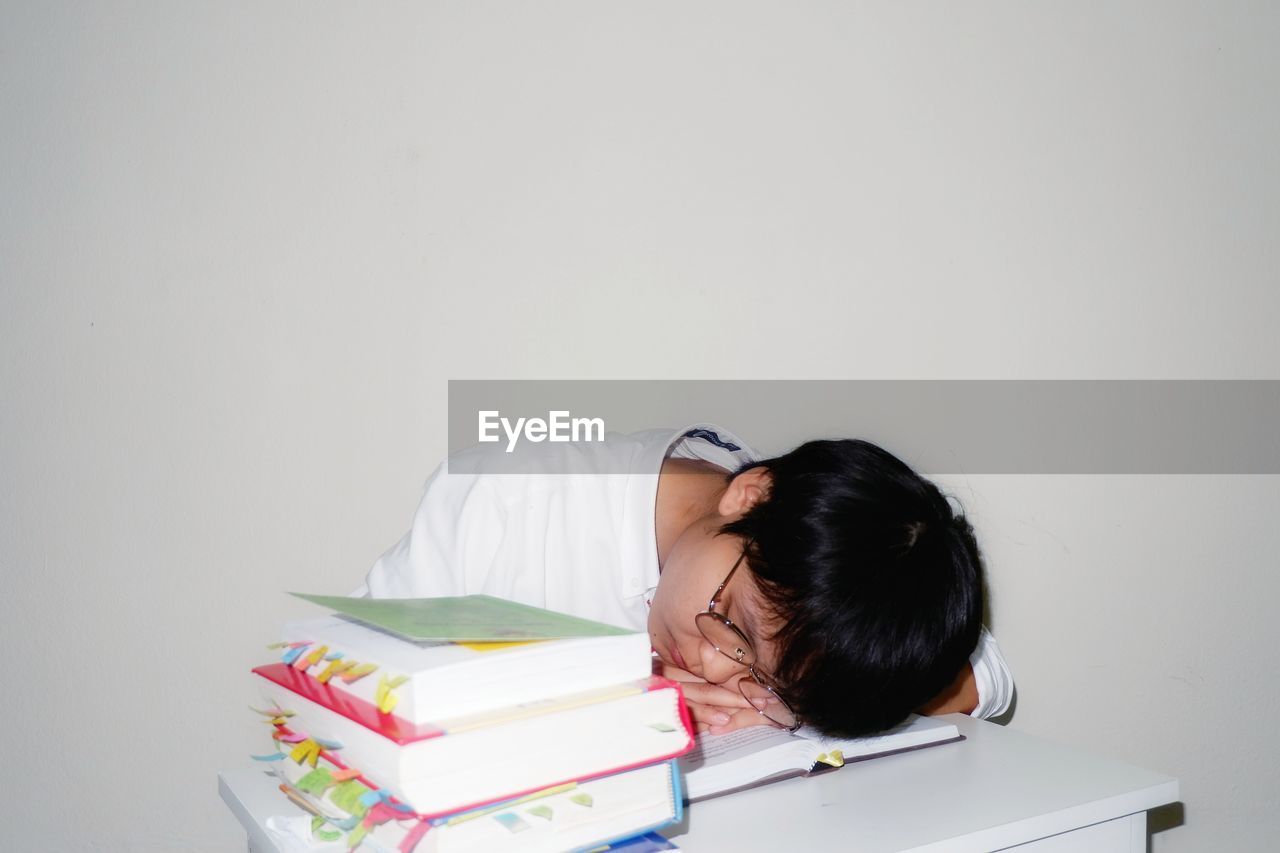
[220,714,1179,853]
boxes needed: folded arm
[918,626,1015,718]
[915,662,980,716]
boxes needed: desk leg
[1128,811,1148,852]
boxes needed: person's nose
[698,634,749,685]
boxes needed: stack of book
[247,595,695,853]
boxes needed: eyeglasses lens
[695,612,757,666]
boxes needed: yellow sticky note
[375,675,400,714]
[339,663,378,684]
[290,739,322,768]
[455,640,540,652]
[815,749,845,768]
[316,659,355,684]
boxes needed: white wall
[2,2,1276,850]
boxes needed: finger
[708,706,782,736]
[685,700,739,730]
[678,682,754,710]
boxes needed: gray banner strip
[447,380,1280,474]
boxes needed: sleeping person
[353,424,1013,739]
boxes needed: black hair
[719,438,985,738]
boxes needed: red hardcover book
[251,663,695,817]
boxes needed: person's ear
[718,467,772,517]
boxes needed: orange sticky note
[338,662,378,684]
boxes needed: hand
[654,660,779,736]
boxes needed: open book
[677,713,963,802]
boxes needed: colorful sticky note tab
[375,674,402,714]
[331,767,362,782]
[294,644,327,670]
[310,816,342,842]
[347,822,370,849]
[250,752,287,761]
[364,800,413,827]
[526,805,554,821]
[647,722,676,732]
[279,784,323,817]
[296,768,335,796]
[330,780,371,818]
[289,738,322,767]
[282,644,311,665]
[815,749,845,768]
[455,640,540,652]
[339,662,378,684]
[569,793,594,808]
[493,812,530,833]
[316,659,356,684]
[399,821,432,853]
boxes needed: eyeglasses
[694,542,801,732]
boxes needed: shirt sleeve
[968,625,1015,719]
[347,458,501,599]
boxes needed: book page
[814,714,961,758]
[678,725,804,770]
[679,715,964,802]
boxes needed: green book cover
[289,592,636,642]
